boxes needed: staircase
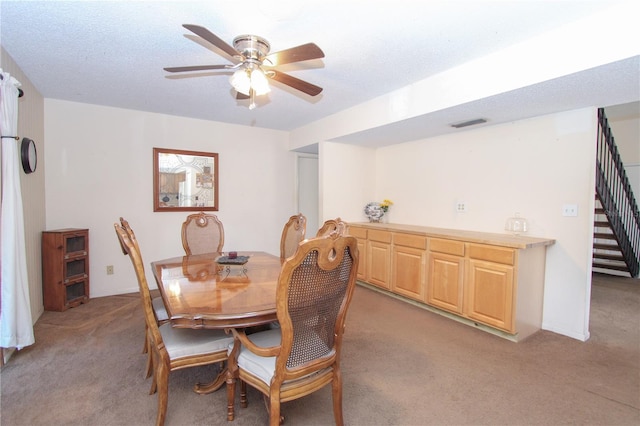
[593,108,640,278]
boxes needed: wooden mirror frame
[153,147,219,212]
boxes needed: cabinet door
[427,252,464,314]
[348,226,368,281]
[356,238,367,280]
[367,241,391,289]
[392,246,425,301]
[465,259,515,332]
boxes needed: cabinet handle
[64,279,69,284]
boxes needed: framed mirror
[153,148,219,212]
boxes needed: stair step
[592,262,630,272]
[594,221,610,227]
[593,232,616,240]
[593,243,621,251]
[592,253,625,261]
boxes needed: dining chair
[114,220,233,426]
[226,232,359,426]
[279,213,307,260]
[315,217,346,237]
[117,217,169,380]
[181,212,224,255]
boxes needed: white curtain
[0,69,34,350]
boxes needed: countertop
[347,222,555,249]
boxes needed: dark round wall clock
[20,137,37,174]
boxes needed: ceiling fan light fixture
[230,69,252,96]
[250,68,270,96]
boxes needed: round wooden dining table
[151,251,282,394]
[151,251,282,330]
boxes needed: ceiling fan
[164,24,325,108]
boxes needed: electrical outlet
[456,201,467,213]
[106,265,114,275]
[562,204,578,217]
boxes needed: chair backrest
[280,213,307,260]
[274,233,359,383]
[315,217,346,238]
[114,220,167,360]
[181,212,224,255]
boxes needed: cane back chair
[315,217,347,238]
[181,212,224,255]
[226,232,359,426]
[279,213,307,260]
[115,219,233,426]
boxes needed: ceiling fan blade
[264,43,324,66]
[270,71,323,96]
[183,24,240,59]
[164,65,232,73]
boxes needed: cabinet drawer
[348,226,367,239]
[393,233,426,249]
[368,229,392,243]
[468,244,515,265]
[430,238,465,256]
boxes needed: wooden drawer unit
[393,233,426,250]
[347,226,367,239]
[468,243,515,265]
[368,229,392,243]
[42,228,90,311]
[430,238,465,256]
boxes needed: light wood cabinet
[392,233,426,301]
[348,223,554,341]
[465,244,516,332]
[466,259,514,331]
[42,228,90,311]
[348,226,368,281]
[367,229,392,289]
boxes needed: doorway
[296,154,319,234]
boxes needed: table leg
[194,365,227,394]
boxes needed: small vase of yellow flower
[364,199,393,223]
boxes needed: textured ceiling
[1,1,639,146]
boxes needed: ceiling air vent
[450,118,487,128]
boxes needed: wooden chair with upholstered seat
[315,217,346,237]
[181,212,224,255]
[279,213,307,261]
[115,219,233,426]
[117,217,169,380]
[226,232,359,426]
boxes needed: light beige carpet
[1,273,638,425]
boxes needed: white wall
[319,141,376,223]
[321,109,598,341]
[44,100,294,297]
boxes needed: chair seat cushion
[159,323,233,359]
[236,328,281,384]
[152,296,169,322]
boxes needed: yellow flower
[380,199,393,212]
